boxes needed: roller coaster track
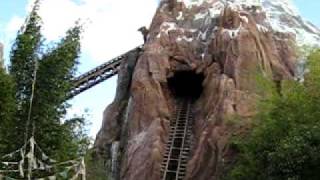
[161,99,193,180]
[67,45,143,99]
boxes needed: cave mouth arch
[168,71,204,99]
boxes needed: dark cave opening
[168,71,204,99]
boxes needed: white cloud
[5,16,24,33]
[2,16,24,50]
[1,16,24,65]
[22,0,158,61]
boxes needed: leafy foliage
[30,24,86,160]
[0,68,16,154]
[85,150,109,180]
[228,50,320,180]
[8,1,42,150]
[0,0,90,161]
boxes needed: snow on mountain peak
[261,0,320,46]
[262,0,300,16]
[176,0,320,46]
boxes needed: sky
[0,0,319,138]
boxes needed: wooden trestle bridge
[71,46,194,180]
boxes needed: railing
[67,45,143,99]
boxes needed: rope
[20,60,38,180]
[1,138,86,179]
[23,60,39,150]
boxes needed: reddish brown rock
[94,1,297,180]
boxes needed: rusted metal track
[161,99,193,180]
[67,45,142,99]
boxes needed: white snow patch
[189,29,198,33]
[222,23,242,39]
[195,12,208,20]
[172,0,320,46]
[177,36,193,42]
[178,0,206,8]
[160,22,178,34]
[232,0,262,8]
[257,24,269,33]
[261,0,320,46]
[159,22,198,38]
[208,1,224,18]
[296,29,320,46]
[201,53,205,60]
[305,22,320,34]
[197,28,208,41]
[177,11,184,21]
[240,15,249,24]
[131,131,147,145]
[262,0,300,17]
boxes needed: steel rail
[161,99,193,180]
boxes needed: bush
[85,150,109,180]
[228,50,320,180]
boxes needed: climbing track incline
[68,46,142,99]
[161,99,193,180]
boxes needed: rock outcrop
[94,0,299,179]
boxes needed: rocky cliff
[93,0,308,179]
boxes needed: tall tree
[0,68,16,154]
[8,0,42,149]
[31,24,84,160]
[2,0,89,161]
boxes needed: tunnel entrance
[162,72,203,179]
[168,71,204,99]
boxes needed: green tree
[228,50,320,180]
[8,0,42,150]
[1,0,90,161]
[31,24,85,160]
[0,68,16,154]
[85,150,109,180]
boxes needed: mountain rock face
[93,0,318,179]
